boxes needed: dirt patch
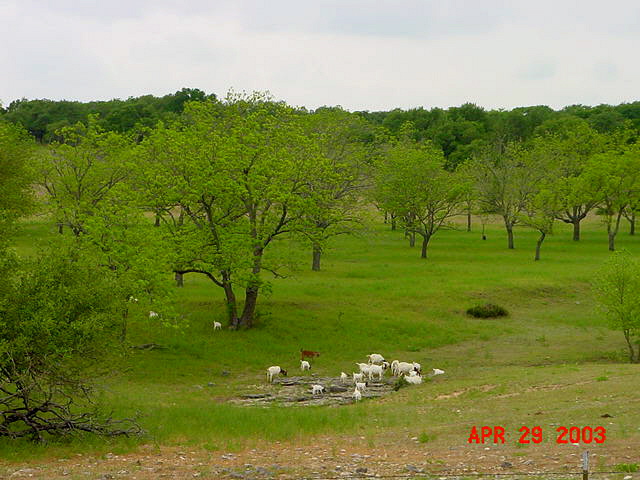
[436,384,496,400]
[3,436,637,479]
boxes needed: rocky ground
[230,375,398,406]
[3,435,637,480]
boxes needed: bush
[466,303,509,318]
[0,246,142,441]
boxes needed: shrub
[466,303,509,318]
[393,376,409,391]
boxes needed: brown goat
[300,349,320,360]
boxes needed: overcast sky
[2,0,639,111]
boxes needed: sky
[2,0,639,111]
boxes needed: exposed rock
[405,464,424,473]
[233,375,398,406]
[328,385,348,393]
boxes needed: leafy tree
[302,108,372,271]
[584,143,640,251]
[0,122,34,237]
[518,187,557,261]
[530,125,605,241]
[37,117,132,235]
[138,93,327,328]
[472,142,543,249]
[593,251,640,363]
[376,131,465,259]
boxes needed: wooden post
[582,451,589,480]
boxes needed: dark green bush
[466,303,509,318]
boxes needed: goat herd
[266,352,445,402]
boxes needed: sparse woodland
[2,90,640,443]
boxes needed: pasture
[2,215,639,477]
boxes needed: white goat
[355,382,367,392]
[311,384,324,395]
[395,361,416,376]
[300,360,311,371]
[431,368,445,376]
[213,321,222,330]
[353,387,362,402]
[340,372,349,383]
[266,366,287,383]
[390,360,399,376]
[149,311,159,318]
[367,353,385,364]
[353,372,364,383]
[412,362,422,374]
[404,374,423,385]
[368,364,384,381]
[356,363,372,376]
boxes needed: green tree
[376,132,465,259]
[584,144,640,251]
[138,93,327,329]
[302,108,372,271]
[37,117,132,235]
[593,251,640,363]
[0,122,34,237]
[472,142,542,249]
[518,187,557,261]
[530,125,605,241]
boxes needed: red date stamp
[467,426,606,444]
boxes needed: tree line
[3,88,640,169]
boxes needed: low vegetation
[466,303,509,318]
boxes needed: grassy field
[2,215,639,473]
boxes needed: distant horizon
[3,88,640,114]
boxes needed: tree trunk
[608,232,616,251]
[420,235,430,259]
[467,212,471,232]
[506,225,515,249]
[221,271,239,328]
[384,211,388,224]
[57,223,63,234]
[120,308,129,343]
[312,243,322,271]
[623,330,639,363]
[174,271,184,287]
[408,231,415,247]
[572,219,580,241]
[239,287,259,329]
[238,248,263,328]
[534,232,546,261]
[630,212,636,235]
[154,213,161,227]
[391,215,397,231]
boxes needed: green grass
[2,215,640,462]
